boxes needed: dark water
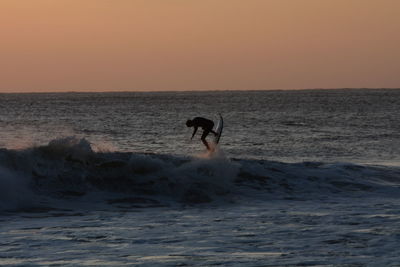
[1,89,399,164]
[1,89,400,266]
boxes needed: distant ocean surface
[1,89,400,266]
[1,89,400,164]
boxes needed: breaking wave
[1,137,400,212]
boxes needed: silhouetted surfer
[186,117,218,151]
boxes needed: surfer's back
[192,117,214,128]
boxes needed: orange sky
[1,0,399,92]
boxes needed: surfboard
[214,114,223,144]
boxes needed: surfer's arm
[191,126,198,140]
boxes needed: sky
[0,0,399,92]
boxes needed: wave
[1,137,400,211]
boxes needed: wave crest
[1,137,399,211]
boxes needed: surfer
[186,117,218,151]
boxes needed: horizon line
[0,87,399,94]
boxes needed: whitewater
[1,89,400,266]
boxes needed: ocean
[1,89,400,266]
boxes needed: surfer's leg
[210,130,218,136]
[201,130,211,150]
[202,138,211,151]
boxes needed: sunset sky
[1,0,399,92]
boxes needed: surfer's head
[186,120,193,127]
